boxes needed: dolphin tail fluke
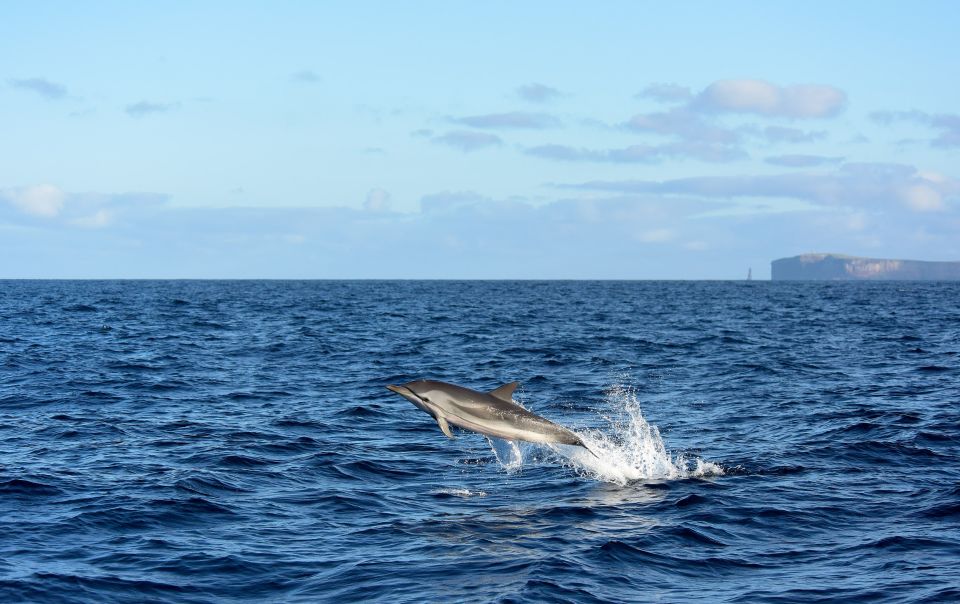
[558,430,600,459]
[568,433,599,459]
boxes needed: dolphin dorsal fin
[489,381,519,403]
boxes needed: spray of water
[487,437,525,472]
[488,382,723,486]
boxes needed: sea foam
[489,382,723,485]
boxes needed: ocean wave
[2,280,959,603]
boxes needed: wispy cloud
[291,69,321,83]
[8,77,68,100]
[765,154,844,167]
[636,83,691,103]
[871,110,960,148]
[432,130,502,151]
[526,141,747,164]
[451,111,560,129]
[125,101,179,118]
[516,83,562,103]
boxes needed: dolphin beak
[386,384,431,415]
[386,384,414,397]
[386,384,421,406]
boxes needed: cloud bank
[565,163,958,212]
[3,176,957,279]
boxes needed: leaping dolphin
[386,380,595,455]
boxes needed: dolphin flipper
[436,415,454,439]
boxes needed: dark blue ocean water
[1,280,958,603]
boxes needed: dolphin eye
[421,396,430,402]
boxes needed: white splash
[489,382,724,486]
[432,487,488,498]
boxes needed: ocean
[1,280,958,603]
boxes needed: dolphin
[386,380,595,455]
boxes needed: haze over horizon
[2,2,958,279]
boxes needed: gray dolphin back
[387,379,589,451]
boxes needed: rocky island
[771,253,960,281]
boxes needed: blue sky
[1,2,958,278]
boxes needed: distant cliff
[771,253,960,281]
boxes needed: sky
[1,1,958,278]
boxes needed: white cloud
[1,187,168,228]
[71,208,113,228]
[1,184,66,217]
[900,184,943,212]
[364,188,391,212]
[917,170,949,184]
[844,211,868,232]
[695,79,846,118]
